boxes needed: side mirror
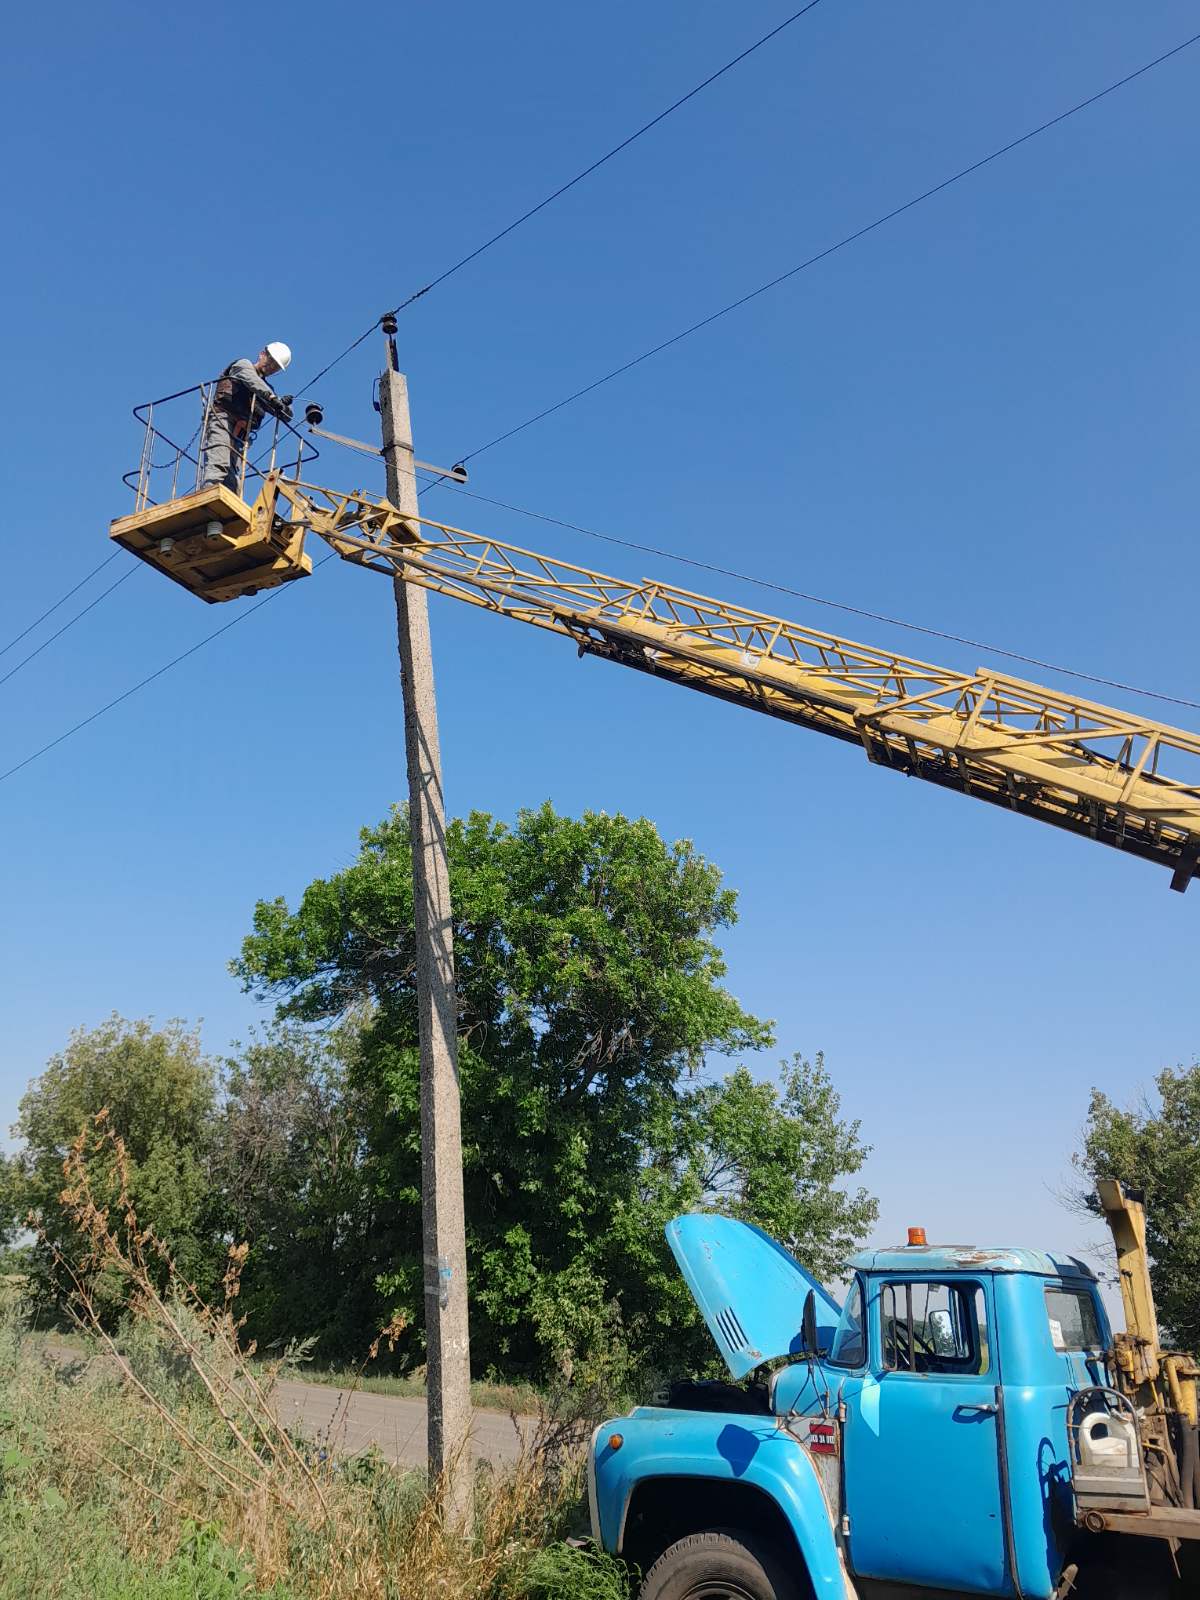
[801,1287,819,1357]
[928,1308,955,1355]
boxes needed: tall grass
[0,1114,627,1599]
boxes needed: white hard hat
[265,341,292,371]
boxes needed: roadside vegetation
[1074,1062,1200,1351]
[1,804,877,1392]
[0,802,882,1592]
[0,1120,626,1600]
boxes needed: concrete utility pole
[378,317,473,1523]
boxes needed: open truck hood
[666,1214,842,1380]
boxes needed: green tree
[607,1054,876,1374]
[1077,1066,1200,1352]
[676,1054,876,1277]
[211,1022,376,1353]
[237,803,876,1380]
[11,1015,220,1306]
[0,1151,21,1249]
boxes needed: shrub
[0,1115,628,1600]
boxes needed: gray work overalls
[198,359,280,493]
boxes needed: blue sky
[2,2,1198,1275]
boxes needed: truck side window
[881,1281,988,1375]
[1044,1285,1102,1351]
[827,1276,866,1368]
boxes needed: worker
[198,342,294,494]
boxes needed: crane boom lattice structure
[109,454,1200,892]
[263,473,1200,892]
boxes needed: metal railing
[123,382,318,510]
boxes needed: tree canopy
[236,802,875,1379]
[5,804,879,1386]
[1078,1065,1200,1353]
[10,1015,221,1302]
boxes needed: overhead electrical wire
[0,567,138,690]
[4,28,1199,785]
[0,5,826,673]
[451,28,1200,466]
[0,551,122,660]
[415,474,1200,714]
[294,1,826,398]
[0,554,336,788]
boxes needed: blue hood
[666,1213,842,1380]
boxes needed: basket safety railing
[123,383,318,512]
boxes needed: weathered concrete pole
[378,320,472,1524]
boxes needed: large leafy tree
[608,1053,877,1376]
[211,1022,377,1353]
[11,1015,221,1303]
[0,1152,20,1249]
[236,803,875,1379]
[1077,1066,1200,1353]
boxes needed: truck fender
[593,1411,851,1598]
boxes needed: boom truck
[110,394,1200,1593]
[586,1183,1200,1600]
[109,410,1200,895]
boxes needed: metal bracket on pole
[303,421,468,482]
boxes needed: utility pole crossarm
[277,476,1200,890]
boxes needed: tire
[637,1528,802,1600]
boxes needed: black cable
[0,555,337,788]
[7,31,1199,783]
[417,474,1200,713]
[456,29,1200,465]
[295,324,378,401]
[0,568,139,690]
[294,1,825,397]
[0,552,122,660]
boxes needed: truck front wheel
[638,1528,803,1600]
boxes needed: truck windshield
[828,1277,866,1368]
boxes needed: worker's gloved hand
[274,396,294,423]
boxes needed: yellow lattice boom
[111,468,1200,891]
[245,472,1200,893]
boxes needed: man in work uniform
[198,342,294,494]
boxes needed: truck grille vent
[716,1305,749,1355]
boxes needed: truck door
[844,1276,1010,1594]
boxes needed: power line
[19,6,823,659]
[0,7,826,735]
[0,555,336,788]
[456,29,1200,464]
[7,31,1199,782]
[417,475,1200,714]
[0,552,123,660]
[0,567,139,690]
[295,2,825,397]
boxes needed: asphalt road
[41,1338,534,1471]
[272,1378,535,1469]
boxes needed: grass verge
[264,1361,547,1418]
[0,1115,628,1599]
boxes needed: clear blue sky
[2,2,1197,1274]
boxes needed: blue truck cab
[589,1215,1175,1599]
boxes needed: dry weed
[13,1113,624,1600]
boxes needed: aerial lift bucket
[110,383,318,603]
[110,482,312,604]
